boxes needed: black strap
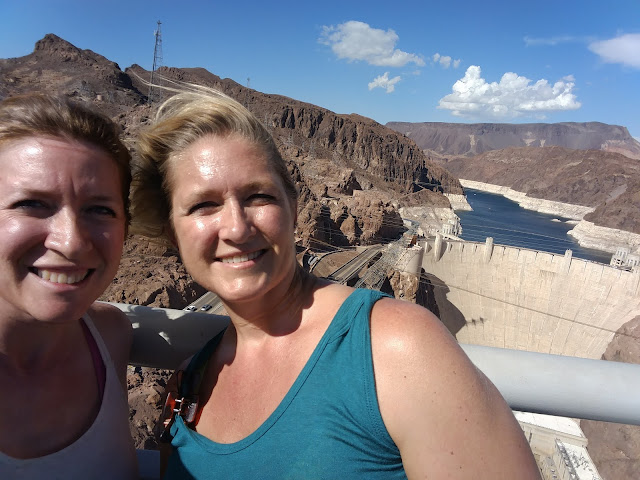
[159,328,227,443]
[179,328,227,398]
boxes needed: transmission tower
[244,77,250,107]
[148,20,163,103]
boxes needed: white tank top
[0,314,138,479]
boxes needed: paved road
[184,290,225,314]
[325,245,383,283]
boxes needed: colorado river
[456,189,612,264]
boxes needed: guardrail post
[484,237,494,263]
[433,233,443,262]
[561,249,572,274]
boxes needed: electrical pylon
[148,20,163,103]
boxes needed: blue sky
[2,1,640,139]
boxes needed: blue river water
[455,189,613,264]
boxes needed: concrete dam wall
[419,236,640,360]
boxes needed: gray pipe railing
[460,344,640,425]
[115,303,640,426]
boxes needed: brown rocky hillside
[582,316,640,480]
[387,121,640,160]
[435,146,640,234]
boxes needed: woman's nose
[218,201,254,243]
[44,209,92,257]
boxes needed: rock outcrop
[581,316,640,480]
[0,34,145,122]
[387,121,640,160]
[125,65,463,199]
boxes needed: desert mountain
[0,33,144,117]
[436,146,640,234]
[0,34,460,249]
[387,121,640,160]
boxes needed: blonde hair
[0,93,131,223]
[130,83,296,240]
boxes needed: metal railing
[115,302,640,427]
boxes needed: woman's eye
[248,193,276,204]
[88,205,117,217]
[12,199,48,210]
[187,201,219,215]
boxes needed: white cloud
[438,66,581,119]
[368,72,401,93]
[589,33,640,69]
[432,53,461,69]
[319,21,425,67]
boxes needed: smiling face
[168,134,298,305]
[0,136,126,323]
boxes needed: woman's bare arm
[371,298,541,479]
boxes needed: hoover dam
[406,234,640,360]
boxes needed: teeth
[220,250,261,264]
[37,269,89,284]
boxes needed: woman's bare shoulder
[369,296,486,407]
[87,302,133,344]
[308,280,354,313]
[87,302,133,379]
[370,296,458,354]
[369,297,540,479]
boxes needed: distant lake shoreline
[455,189,613,264]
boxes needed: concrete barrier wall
[421,238,640,359]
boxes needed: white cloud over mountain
[368,72,401,93]
[320,21,425,67]
[432,53,461,69]
[438,66,581,119]
[589,33,640,69]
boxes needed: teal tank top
[164,288,408,479]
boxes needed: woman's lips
[218,250,265,264]
[31,268,92,284]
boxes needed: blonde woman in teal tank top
[131,84,541,479]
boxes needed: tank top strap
[80,317,106,399]
[80,313,112,367]
[181,328,227,397]
[324,288,390,340]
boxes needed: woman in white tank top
[0,94,137,479]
